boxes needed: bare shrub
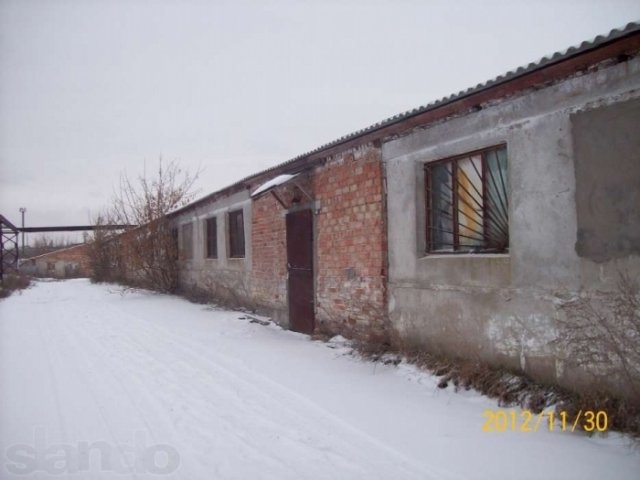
[350,339,561,411]
[89,160,198,292]
[555,272,640,400]
[556,390,640,437]
[89,214,120,283]
[309,279,640,437]
[0,272,31,299]
[182,272,256,311]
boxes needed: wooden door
[286,209,314,334]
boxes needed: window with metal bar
[425,145,509,253]
[228,210,245,258]
[205,217,217,259]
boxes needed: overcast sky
[1,0,639,243]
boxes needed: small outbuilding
[21,243,92,279]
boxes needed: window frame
[180,222,194,260]
[170,227,179,260]
[205,217,218,259]
[424,144,509,255]
[228,209,245,258]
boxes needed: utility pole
[19,207,26,257]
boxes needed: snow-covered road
[1,279,638,479]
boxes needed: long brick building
[170,23,640,398]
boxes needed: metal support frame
[290,180,314,204]
[253,172,318,214]
[0,214,136,282]
[270,190,288,209]
[0,215,19,282]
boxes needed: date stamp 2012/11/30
[482,410,609,433]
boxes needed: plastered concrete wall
[573,97,640,263]
[172,190,253,306]
[384,56,640,396]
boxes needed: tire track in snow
[34,287,71,450]
[26,284,386,478]
[81,287,462,480]
[4,280,640,480]
[37,285,143,479]
[69,306,411,478]
[4,281,460,480]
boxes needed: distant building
[21,243,92,279]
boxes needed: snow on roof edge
[251,174,298,197]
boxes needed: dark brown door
[286,209,314,334]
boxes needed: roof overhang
[251,174,299,198]
[250,173,315,210]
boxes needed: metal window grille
[228,210,245,258]
[425,145,509,253]
[205,217,217,258]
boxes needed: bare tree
[89,160,198,292]
[88,214,121,283]
[27,234,73,257]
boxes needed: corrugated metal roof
[173,21,640,215]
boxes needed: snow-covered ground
[1,279,638,480]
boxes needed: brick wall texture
[313,145,388,342]
[250,190,288,314]
[250,143,389,343]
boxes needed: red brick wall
[249,143,388,342]
[313,144,389,343]
[251,192,288,313]
[250,176,316,318]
